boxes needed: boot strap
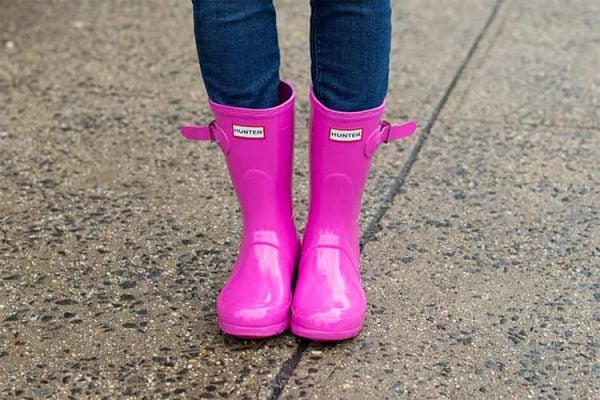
[365,120,417,157]
[180,121,231,154]
[180,119,415,157]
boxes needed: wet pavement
[1,0,598,398]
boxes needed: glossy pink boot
[291,88,417,341]
[180,81,300,338]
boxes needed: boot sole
[219,318,289,339]
[290,322,362,341]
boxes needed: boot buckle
[365,120,417,157]
[180,121,231,154]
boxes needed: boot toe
[291,246,366,341]
[216,245,293,338]
[217,302,291,338]
[218,295,291,328]
[291,305,365,341]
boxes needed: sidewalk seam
[361,0,506,250]
[268,1,506,398]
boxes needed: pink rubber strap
[365,120,417,157]
[180,121,231,154]
[181,124,213,141]
[381,120,417,142]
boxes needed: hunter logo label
[330,128,363,142]
[232,124,265,139]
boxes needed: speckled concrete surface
[279,1,600,398]
[0,2,298,398]
[440,0,600,130]
[284,0,499,228]
[0,0,495,397]
[1,0,598,399]
[281,121,599,399]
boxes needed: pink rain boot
[291,88,417,341]
[180,81,300,338]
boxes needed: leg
[309,0,392,112]
[292,0,417,341]
[183,2,300,338]
[192,0,281,108]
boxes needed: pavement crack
[268,340,309,400]
[267,1,505,398]
[361,0,506,250]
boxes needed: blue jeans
[192,0,391,112]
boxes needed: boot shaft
[212,83,295,235]
[305,88,385,245]
[182,81,297,239]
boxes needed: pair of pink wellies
[181,81,416,341]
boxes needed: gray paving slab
[291,0,498,228]
[441,0,600,130]
[0,0,499,398]
[280,122,599,399]
[279,1,600,399]
[0,2,293,398]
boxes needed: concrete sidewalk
[1,0,598,398]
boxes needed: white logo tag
[233,124,265,139]
[330,128,362,142]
